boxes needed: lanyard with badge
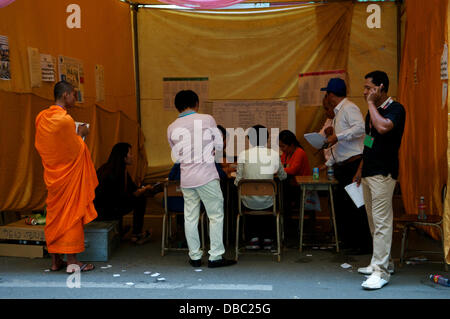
[364,132,375,149]
[178,111,196,118]
[364,97,392,149]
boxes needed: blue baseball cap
[320,78,347,97]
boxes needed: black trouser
[282,177,302,217]
[333,158,372,250]
[96,195,147,235]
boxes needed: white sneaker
[361,274,388,290]
[357,265,374,275]
[357,262,395,275]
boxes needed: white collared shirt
[326,98,365,167]
[167,112,223,188]
[234,146,287,210]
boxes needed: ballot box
[77,220,120,262]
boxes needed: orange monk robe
[35,105,98,254]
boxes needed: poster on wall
[441,43,448,80]
[95,64,105,102]
[210,100,294,155]
[40,54,56,82]
[212,100,290,133]
[163,77,209,111]
[58,55,85,103]
[298,70,347,106]
[27,47,41,88]
[442,82,448,109]
[0,35,11,80]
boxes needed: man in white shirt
[234,125,287,249]
[167,90,236,268]
[320,78,372,255]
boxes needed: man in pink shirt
[167,90,236,268]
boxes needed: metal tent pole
[131,2,142,126]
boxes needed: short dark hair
[365,71,389,93]
[174,90,199,112]
[248,124,269,147]
[279,130,303,149]
[217,125,226,139]
[54,81,74,100]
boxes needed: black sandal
[132,230,152,245]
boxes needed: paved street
[0,226,449,300]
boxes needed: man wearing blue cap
[320,78,372,255]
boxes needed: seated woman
[278,130,312,216]
[279,130,310,179]
[94,142,154,244]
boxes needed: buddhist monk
[35,81,97,273]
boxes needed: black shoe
[207,258,237,268]
[189,258,202,268]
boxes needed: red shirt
[281,147,311,176]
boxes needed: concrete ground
[0,213,449,301]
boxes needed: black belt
[335,154,362,167]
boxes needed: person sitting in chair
[94,142,157,244]
[234,125,287,250]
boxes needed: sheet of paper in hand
[75,121,90,141]
[304,133,326,149]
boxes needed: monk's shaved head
[54,81,74,100]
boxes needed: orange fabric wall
[398,0,448,247]
[0,0,147,211]
[0,0,137,119]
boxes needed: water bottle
[418,196,427,220]
[327,166,334,180]
[313,167,319,180]
[430,274,450,287]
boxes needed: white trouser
[362,174,396,281]
[181,179,225,261]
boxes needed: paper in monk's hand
[75,121,90,141]
[304,133,327,149]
